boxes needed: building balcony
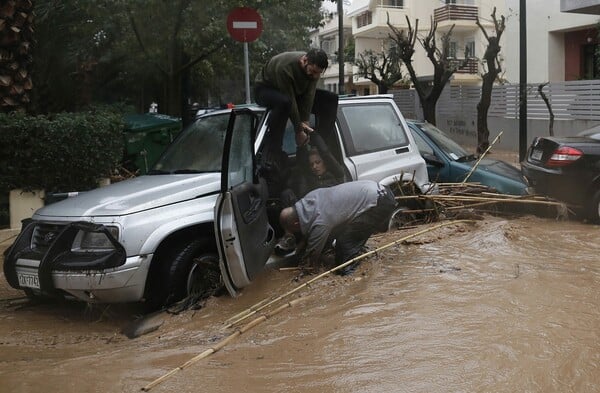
[434,4,478,32]
[353,5,409,39]
[450,58,479,74]
[560,0,600,15]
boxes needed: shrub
[0,110,124,193]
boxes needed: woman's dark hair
[306,48,329,70]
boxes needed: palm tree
[0,0,34,113]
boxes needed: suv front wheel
[145,239,220,311]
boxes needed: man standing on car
[279,180,397,275]
[254,48,337,148]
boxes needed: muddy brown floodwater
[1,215,599,393]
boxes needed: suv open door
[214,109,276,296]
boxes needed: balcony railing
[434,4,478,23]
[450,58,478,74]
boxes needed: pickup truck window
[340,103,409,155]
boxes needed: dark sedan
[407,120,530,195]
[521,127,600,223]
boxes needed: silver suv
[3,95,431,309]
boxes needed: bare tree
[387,15,464,125]
[354,47,405,94]
[475,7,505,153]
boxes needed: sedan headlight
[71,226,119,252]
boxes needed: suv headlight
[71,225,119,252]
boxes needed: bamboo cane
[395,194,565,207]
[223,296,273,326]
[462,131,504,183]
[141,296,309,391]
[223,219,477,329]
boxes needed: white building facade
[315,0,600,93]
[346,0,507,93]
[503,0,600,83]
[310,4,354,94]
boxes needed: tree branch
[127,7,167,76]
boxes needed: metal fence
[392,79,600,122]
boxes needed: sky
[322,0,353,13]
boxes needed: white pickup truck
[3,95,432,310]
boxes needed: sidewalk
[0,228,19,248]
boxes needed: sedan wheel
[587,189,600,224]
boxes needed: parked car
[521,126,600,223]
[3,95,432,310]
[406,120,530,195]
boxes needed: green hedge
[0,110,125,193]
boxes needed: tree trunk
[0,0,35,113]
[538,82,554,136]
[476,9,505,154]
[422,98,437,125]
[477,73,494,153]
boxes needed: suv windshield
[151,113,230,174]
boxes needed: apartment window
[321,38,337,62]
[465,41,475,58]
[582,44,600,79]
[379,0,404,7]
[446,41,457,59]
[444,0,475,4]
[357,11,372,28]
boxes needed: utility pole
[519,0,527,161]
[338,0,345,95]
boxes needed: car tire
[586,189,600,224]
[145,239,220,311]
[388,206,417,230]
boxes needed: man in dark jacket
[279,180,397,275]
[254,49,337,148]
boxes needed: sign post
[227,7,263,104]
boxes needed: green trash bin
[123,113,182,175]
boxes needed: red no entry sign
[227,7,263,43]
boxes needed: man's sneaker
[275,234,296,256]
[334,261,361,276]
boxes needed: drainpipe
[338,0,345,95]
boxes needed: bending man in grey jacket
[279,180,397,275]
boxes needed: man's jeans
[254,86,338,150]
[334,185,397,265]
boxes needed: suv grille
[32,223,67,252]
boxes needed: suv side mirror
[422,153,445,167]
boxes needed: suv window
[339,103,409,155]
[153,113,229,173]
[227,112,255,187]
[280,114,317,155]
